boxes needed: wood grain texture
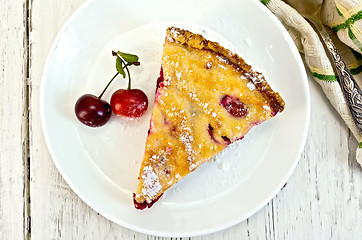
[0,0,29,239]
[21,0,362,239]
[268,76,362,240]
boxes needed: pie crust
[133,27,285,209]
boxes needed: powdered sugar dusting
[216,55,228,64]
[176,71,182,80]
[263,105,271,111]
[206,61,213,69]
[169,27,182,38]
[179,120,197,171]
[187,91,222,127]
[141,166,162,202]
[247,82,256,91]
[244,71,265,86]
[166,27,181,43]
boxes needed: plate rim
[40,0,311,237]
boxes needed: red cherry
[74,51,144,126]
[220,95,248,117]
[75,94,112,127]
[110,89,148,119]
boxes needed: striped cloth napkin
[260,0,362,166]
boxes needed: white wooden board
[0,0,361,239]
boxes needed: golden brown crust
[243,71,285,114]
[166,27,251,72]
[166,27,285,113]
[134,27,286,208]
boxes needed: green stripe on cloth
[359,142,362,148]
[332,10,362,32]
[311,64,362,82]
[348,28,362,52]
[312,72,338,82]
[351,49,362,60]
[336,6,344,17]
[260,0,271,5]
[350,64,362,75]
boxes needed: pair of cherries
[75,51,148,127]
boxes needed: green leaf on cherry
[117,51,139,64]
[116,57,126,78]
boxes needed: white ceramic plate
[41,0,310,237]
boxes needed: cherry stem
[119,58,132,90]
[97,52,136,99]
[98,72,119,100]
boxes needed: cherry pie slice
[133,27,285,209]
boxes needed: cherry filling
[208,124,218,143]
[220,95,248,118]
[147,67,165,136]
[221,136,231,145]
[156,67,164,89]
[208,124,231,145]
[133,193,163,210]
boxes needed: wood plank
[28,0,137,239]
[0,0,29,239]
[265,76,362,240]
[27,0,273,238]
[28,0,362,239]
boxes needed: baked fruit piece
[133,27,285,209]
